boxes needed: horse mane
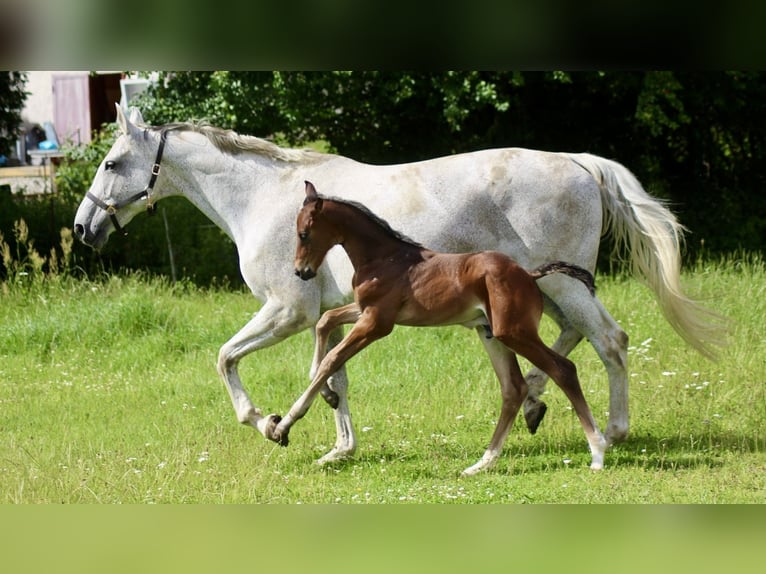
[149,121,326,163]
[322,194,425,249]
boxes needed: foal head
[294,181,340,280]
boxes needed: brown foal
[265,181,607,475]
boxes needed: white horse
[74,106,725,465]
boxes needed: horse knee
[217,346,235,376]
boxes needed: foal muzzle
[295,267,316,281]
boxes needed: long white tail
[567,153,728,359]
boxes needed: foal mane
[149,122,325,163]
[322,195,424,249]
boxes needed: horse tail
[565,152,728,359]
[529,261,596,296]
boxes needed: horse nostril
[74,224,84,238]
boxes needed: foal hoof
[524,401,547,435]
[264,414,289,447]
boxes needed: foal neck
[327,200,423,267]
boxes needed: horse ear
[304,181,323,211]
[128,107,145,125]
[115,104,143,138]
[116,104,129,135]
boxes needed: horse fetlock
[237,406,262,426]
[317,446,355,465]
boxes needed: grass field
[1,255,764,503]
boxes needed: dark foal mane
[316,194,425,249]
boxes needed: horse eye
[298,231,309,242]
[105,160,116,171]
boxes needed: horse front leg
[312,303,363,464]
[216,298,312,438]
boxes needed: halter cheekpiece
[85,128,168,235]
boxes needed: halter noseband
[86,128,168,236]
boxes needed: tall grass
[1,245,763,503]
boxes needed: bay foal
[265,181,607,475]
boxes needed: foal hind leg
[523,297,583,434]
[462,332,527,477]
[500,331,607,470]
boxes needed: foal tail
[529,262,596,296]
[565,152,728,359]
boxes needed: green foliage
[0,257,763,502]
[0,71,28,158]
[7,72,761,287]
[133,71,765,257]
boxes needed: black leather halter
[85,128,167,235]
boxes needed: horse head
[74,105,164,249]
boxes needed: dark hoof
[524,401,547,435]
[265,414,290,447]
[320,387,340,409]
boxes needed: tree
[0,71,28,159]
[123,71,766,256]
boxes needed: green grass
[1,256,764,503]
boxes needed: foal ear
[304,180,323,211]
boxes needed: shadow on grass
[300,428,762,477]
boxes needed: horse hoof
[320,387,340,409]
[264,414,289,446]
[524,401,547,434]
[605,425,628,445]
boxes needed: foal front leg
[265,310,388,449]
[311,303,362,380]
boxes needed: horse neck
[327,202,416,269]
[158,132,295,243]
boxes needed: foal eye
[104,160,116,171]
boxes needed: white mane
[153,122,326,163]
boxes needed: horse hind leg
[462,331,527,477]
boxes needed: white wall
[21,71,86,126]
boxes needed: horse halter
[85,128,168,236]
